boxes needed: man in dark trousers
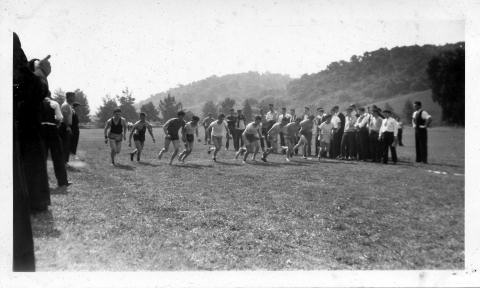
[70,102,81,159]
[379,110,398,164]
[412,101,432,163]
[225,109,237,150]
[41,93,70,190]
[60,92,75,164]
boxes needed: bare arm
[104,119,111,142]
[147,123,155,142]
[129,122,138,143]
[122,118,127,140]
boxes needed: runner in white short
[104,108,127,165]
[207,114,230,162]
[178,116,201,162]
[235,116,263,163]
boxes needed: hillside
[370,89,442,125]
[137,71,291,113]
[137,42,463,118]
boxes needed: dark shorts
[133,134,145,143]
[245,133,258,142]
[186,134,194,143]
[166,134,179,141]
[108,132,122,142]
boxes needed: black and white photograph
[2,0,479,287]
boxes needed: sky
[5,0,465,112]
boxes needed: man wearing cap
[412,101,432,163]
[60,92,75,164]
[70,102,81,159]
[225,108,237,150]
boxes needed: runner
[260,117,289,162]
[104,108,127,165]
[201,113,215,145]
[207,114,230,162]
[281,118,301,161]
[235,116,263,163]
[128,112,155,162]
[157,111,186,165]
[317,114,333,159]
[178,116,201,162]
[293,115,315,159]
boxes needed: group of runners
[104,100,432,166]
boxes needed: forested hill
[137,42,463,114]
[286,42,464,109]
[137,72,291,112]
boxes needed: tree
[53,88,65,105]
[73,89,91,123]
[202,100,218,118]
[140,102,161,121]
[116,87,138,122]
[427,47,465,125]
[403,99,414,122]
[96,95,118,127]
[219,97,236,115]
[242,99,253,122]
[158,93,182,121]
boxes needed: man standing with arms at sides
[379,110,398,164]
[60,91,75,164]
[412,101,432,163]
[207,114,231,162]
[225,108,237,150]
[277,107,291,147]
[104,108,127,166]
[340,106,357,160]
[355,107,370,161]
[368,108,383,162]
[293,115,315,159]
[396,116,404,146]
[158,111,186,165]
[265,104,278,148]
[329,106,341,158]
[129,112,155,162]
[201,113,215,145]
[301,107,313,156]
[70,102,81,159]
[314,107,326,157]
[234,109,246,151]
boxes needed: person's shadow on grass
[31,209,61,238]
[136,161,161,167]
[114,163,136,170]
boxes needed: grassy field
[31,126,464,270]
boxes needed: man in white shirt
[368,108,383,162]
[412,101,432,163]
[354,107,370,161]
[379,110,398,164]
[207,114,231,162]
[60,92,75,164]
[314,107,326,157]
[340,106,357,160]
[265,104,278,148]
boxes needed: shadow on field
[136,161,161,167]
[114,164,136,170]
[175,163,213,169]
[214,160,243,166]
[31,210,61,238]
[427,162,464,169]
[249,161,283,167]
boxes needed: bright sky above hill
[5,0,465,112]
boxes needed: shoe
[261,157,267,162]
[302,156,307,159]
[130,152,134,161]
[207,149,212,154]
[285,158,290,162]
[157,154,162,160]
[213,157,216,162]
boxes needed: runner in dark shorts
[178,116,200,162]
[129,112,155,162]
[235,116,262,163]
[157,111,186,165]
[104,108,127,165]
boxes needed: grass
[31,126,464,270]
